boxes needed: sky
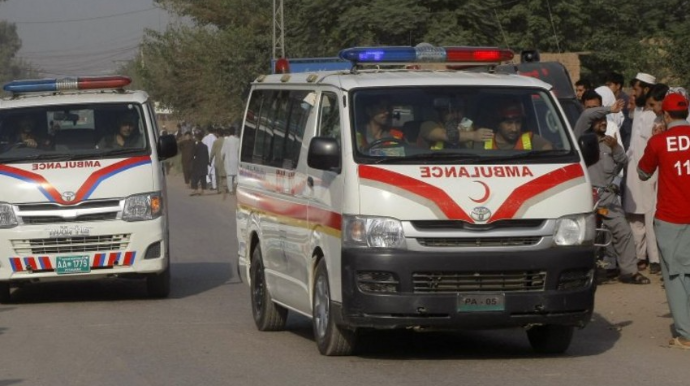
[1,0,176,77]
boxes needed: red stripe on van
[237,189,342,231]
[492,164,585,220]
[359,165,473,222]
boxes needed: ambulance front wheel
[526,324,574,354]
[147,265,171,298]
[0,282,10,304]
[312,259,357,356]
[250,245,287,331]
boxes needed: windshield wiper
[100,148,145,157]
[371,152,485,164]
[0,153,73,163]
[488,149,573,162]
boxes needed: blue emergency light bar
[339,45,514,65]
[3,76,131,93]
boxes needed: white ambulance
[0,76,177,302]
[236,46,599,356]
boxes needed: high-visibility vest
[357,128,404,148]
[484,132,532,150]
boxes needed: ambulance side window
[318,92,341,146]
[282,90,313,169]
[241,89,313,169]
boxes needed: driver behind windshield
[15,115,52,150]
[356,98,405,152]
[480,98,553,151]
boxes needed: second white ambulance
[236,46,599,356]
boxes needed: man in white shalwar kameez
[222,126,240,196]
[202,127,218,190]
[623,73,658,271]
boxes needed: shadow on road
[0,380,23,386]
[282,310,622,359]
[4,261,239,304]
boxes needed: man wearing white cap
[623,72,658,272]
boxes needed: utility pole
[272,0,285,60]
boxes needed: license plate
[56,256,91,275]
[458,294,505,312]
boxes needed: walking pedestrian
[210,128,227,195]
[623,73,660,272]
[177,131,195,187]
[222,125,240,197]
[202,126,217,191]
[190,131,209,196]
[637,92,690,349]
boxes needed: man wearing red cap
[483,99,553,150]
[638,92,690,349]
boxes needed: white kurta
[222,135,240,176]
[623,108,657,213]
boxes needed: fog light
[144,241,162,259]
[558,268,593,290]
[356,271,399,293]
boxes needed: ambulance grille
[416,236,541,247]
[16,200,121,225]
[22,213,118,224]
[11,234,131,255]
[411,219,545,230]
[413,271,547,293]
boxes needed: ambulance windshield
[0,103,149,163]
[352,87,576,163]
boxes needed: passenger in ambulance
[417,97,493,149]
[481,99,553,151]
[97,114,142,149]
[356,98,405,152]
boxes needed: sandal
[618,272,651,285]
[637,260,648,271]
[668,336,690,350]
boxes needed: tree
[0,0,41,87]
[139,0,690,124]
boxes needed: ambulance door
[306,90,346,303]
[277,89,317,312]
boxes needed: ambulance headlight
[343,215,405,249]
[122,192,163,221]
[554,213,595,246]
[0,203,18,228]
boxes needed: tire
[312,259,357,356]
[526,325,574,354]
[250,246,287,331]
[147,265,171,298]
[0,282,10,304]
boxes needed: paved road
[1,174,688,386]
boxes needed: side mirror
[578,133,599,167]
[308,136,340,172]
[158,134,178,160]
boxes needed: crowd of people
[575,71,690,350]
[163,122,239,200]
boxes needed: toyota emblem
[470,206,491,222]
[61,191,76,202]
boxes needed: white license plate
[458,294,505,312]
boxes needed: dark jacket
[191,141,209,177]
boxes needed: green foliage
[137,0,690,125]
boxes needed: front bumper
[0,218,168,283]
[338,246,596,330]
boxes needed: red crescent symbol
[470,180,490,203]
